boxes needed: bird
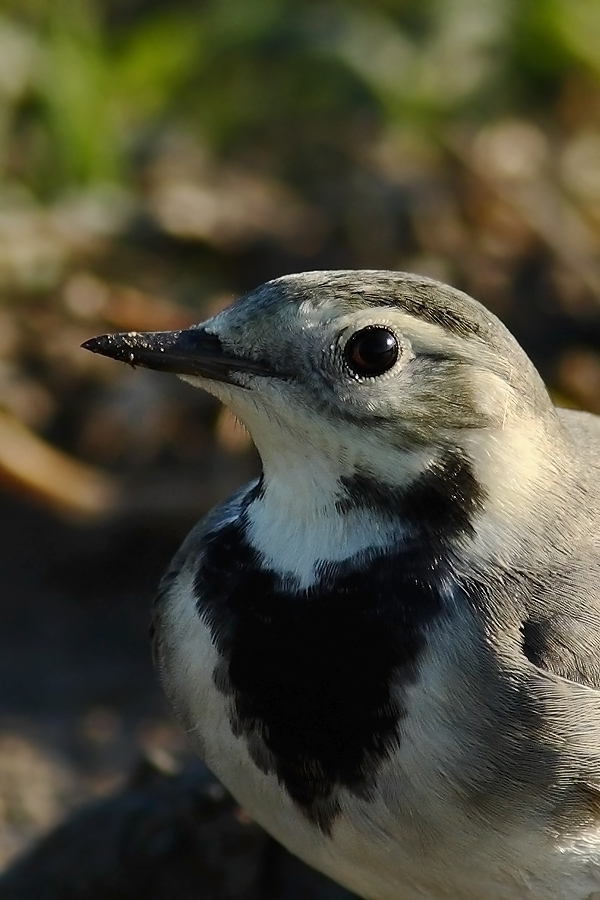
[82,270,600,900]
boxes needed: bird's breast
[153,515,600,900]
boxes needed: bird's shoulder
[521,606,600,691]
[164,477,261,578]
[150,478,261,661]
[558,406,600,470]
[499,407,600,691]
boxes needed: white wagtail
[83,271,600,900]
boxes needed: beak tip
[81,336,104,353]
[81,333,136,365]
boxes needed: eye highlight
[344,326,399,377]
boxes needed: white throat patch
[244,473,403,590]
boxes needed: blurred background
[0,0,599,895]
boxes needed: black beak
[81,327,275,384]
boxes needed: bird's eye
[344,326,399,376]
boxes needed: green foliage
[0,0,598,197]
[42,1,119,186]
[554,0,600,78]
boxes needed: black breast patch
[192,452,483,831]
[337,451,483,540]
[195,525,451,831]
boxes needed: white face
[180,271,549,490]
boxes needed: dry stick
[0,409,118,520]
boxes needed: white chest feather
[245,483,401,588]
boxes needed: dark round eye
[344,326,399,376]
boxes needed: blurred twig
[0,410,118,519]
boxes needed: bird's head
[83,271,565,539]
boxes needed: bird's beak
[81,327,274,385]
